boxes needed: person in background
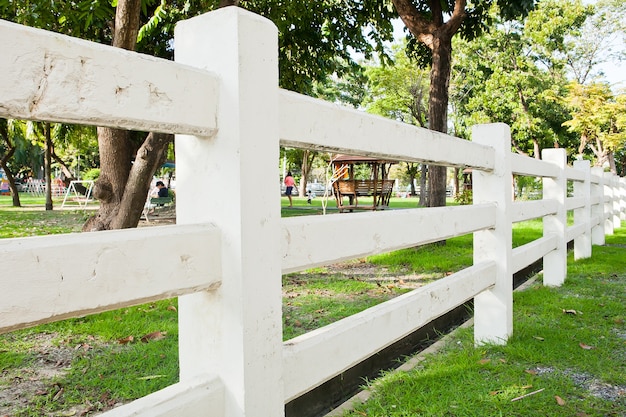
[155,180,168,198]
[284,171,295,207]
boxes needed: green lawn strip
[343,244,626,417]
[1,199,621,416]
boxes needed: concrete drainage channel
[285,261,543,417]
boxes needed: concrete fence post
[174,8,283,417]
[604,172,615,236]
[573,159,592,260]
[472,123,513,345]
[591,167,605,246]
[542,148,567,287]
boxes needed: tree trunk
[427,35,453,207]
[44,123,53,211]
[0,121,21,207]
[85,0,172,231]
[393,0,464,208]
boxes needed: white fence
[1,7,625,417]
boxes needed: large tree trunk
[427,35,453,207]
[393,0,466,208]
[85,0,172,231]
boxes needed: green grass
[1,195,623,416]
[342,230,626,417]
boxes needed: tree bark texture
[393,0,466,208]
[86,0,172,231]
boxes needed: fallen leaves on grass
[117,335,134,345]
[140,331,167,343]
[579,342,596,350]
[533,336,545,341]
[562,309,579,315]
[555,395,566,406]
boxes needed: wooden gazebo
[331,154,396,213]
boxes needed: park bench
[142,196,174,222]
[333,178,395,212]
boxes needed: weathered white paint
[0,19,219,136]
[279,90,495,170]
[573,160,592,260]
[0,224,221,333]
[542,149,567,287]
[512,235,558,274]
[472,123,514,345]
[281,204,496,274]
[174,8,284,417]
[98,375,224,417]
[511,199,558,223]
[282,262,496,401]
[511,153,559,178]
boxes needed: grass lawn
[1,194,622,416]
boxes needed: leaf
[141,331,166,343]
[562,309,578,315]
[137,374,166,380]
[579,343,595,350]
[524,369,538,375]
[118,335,134,345]
[167,305,177,312]
[555,395,566,406]
[478,358,491,365]
[533,336,544,341]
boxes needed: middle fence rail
[1,7,624,417]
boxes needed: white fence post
[472,123,513,345]
[542,149,567,287]
[573,159,592,260]
[174,8,283,417]
[620,178,626,220]
[604,172,615,236]
[612,174,621,229]
[591,167,605,246]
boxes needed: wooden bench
[333,179,394,212]
[143,196,174,222]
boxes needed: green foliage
[451,0,581,157]
[363,42,429,127]
[82,168,100,181]
[454,188,472,205]
[564,82,626,163]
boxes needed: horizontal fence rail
[0,224,222,333]
[282,261,497,402]
[0,7,624,417]
[0,19,220,136]
[281,204,496,273]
